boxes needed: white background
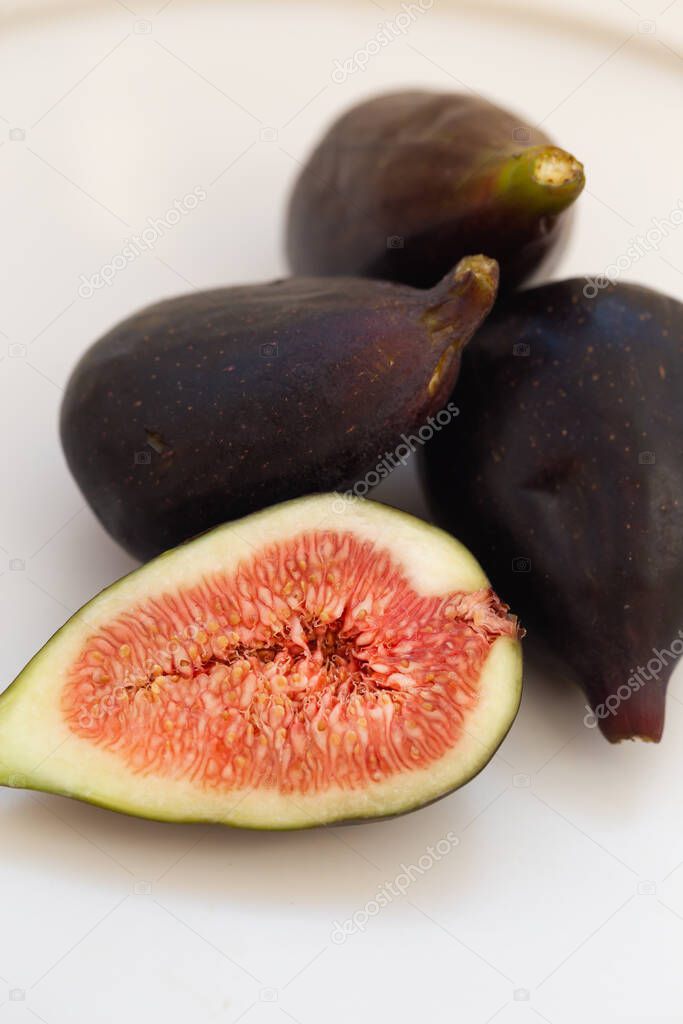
[1,0,683,1021]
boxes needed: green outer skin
[0,496,522,830]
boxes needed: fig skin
[286,90,584,290]
[422,279,683,742]
[60,256,497,561]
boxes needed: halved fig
[0,496,522,828]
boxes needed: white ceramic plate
[1,2,683,1021]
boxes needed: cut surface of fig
[0,496,522,828]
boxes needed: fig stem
[422,255,499,397]
[493,145,585,216]
[423,254,499,339]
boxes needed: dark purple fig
[61,256,497,561]
[286,90,584,290]
[422,279,683,742]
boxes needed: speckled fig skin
[286,90,584,290]
[60,256,497,561]
[422,279,683,742]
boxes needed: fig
[60,256,498,561]
[0,495,522,827]
[286,90,585,290]
[422,279,683,742]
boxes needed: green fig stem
[493,145,585,217]
[422,255,499,397]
